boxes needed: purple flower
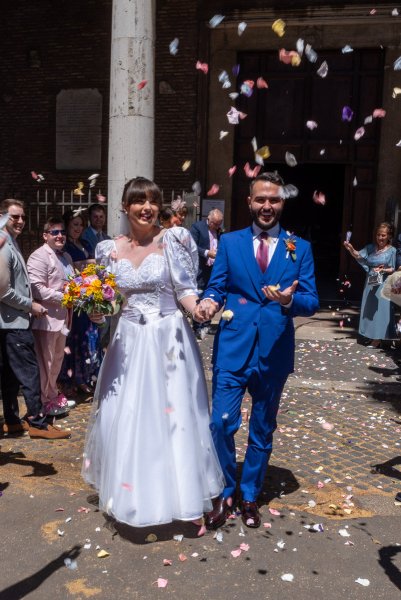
[102,285,115,301]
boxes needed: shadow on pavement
[86,495,205,544]
[0,450,57,477]
[378,545,401,592]
[247,463,300,505]
[0,545,82,600]
[371,456,401,481]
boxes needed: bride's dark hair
[122,177,162,209]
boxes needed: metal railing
[19,188,200,259]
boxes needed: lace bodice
[95,227,199,323]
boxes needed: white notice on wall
[201,199,225,219]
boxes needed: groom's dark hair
[249,171,285,194]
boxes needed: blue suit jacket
[190,219,221,289]
[81,228,111,258]
[204,226,319,376]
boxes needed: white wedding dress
[82,227,224,527]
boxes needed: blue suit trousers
[211,345,287,502]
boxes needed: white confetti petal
[355,578,370,587]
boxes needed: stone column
[108,0,155,236]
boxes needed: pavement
[1,307,401,599]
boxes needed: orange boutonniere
[284,237,297,261]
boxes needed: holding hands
[193,298,219,323]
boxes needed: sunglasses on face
[9,214,26,221]
[46,229,66,236]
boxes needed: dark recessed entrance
[274,163,345,300]
[231,48,384,300]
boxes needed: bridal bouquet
[62,264,123,316]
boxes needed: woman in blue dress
[60,210,102,394]
[344,222,396,347]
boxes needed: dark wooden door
[232,49,384,298]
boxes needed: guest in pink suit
[27,217,76,416]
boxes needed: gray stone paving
[1,310,401,599]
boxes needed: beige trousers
[33,330,66,405]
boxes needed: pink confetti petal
[96,194,107,203]
[207,184,220,196]
[157,578,168,588]
[317,481,325,489]
[228,166,237,177]
[239,543,250,551]
[178,554,187,562]
[263,522,272,528]
[137,80,148,90]
[77,506,90,513]
[373,108,386,118]
[354,126,365,141]
[256,77,268,89]
[313,191,326,206]
[279,49,301,66]
[121,482,134,491]
[163,559,172,566]
[244,163,261,178]
[269,508,281,516]
[55,507,65,512]
[231,548,242,558]
[196,61,209,74]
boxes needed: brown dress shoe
[241,501,261,528]
[2,422,28,435]
[205,497,232,530]
[28,423,71,440]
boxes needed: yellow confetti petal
[256,146,271,160]
[291,54,301,67]
[182,160,191,172]
[97,550,110,558]
[392,87,401,98]
[272,19,286,37]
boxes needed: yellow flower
[82,264,97,276]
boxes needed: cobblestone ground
[1,311,401,599]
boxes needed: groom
[195,171,319,528]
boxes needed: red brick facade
[0,0,112,202]
[155,0,201,198]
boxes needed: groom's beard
[250,206,283,231]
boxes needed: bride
[82,177,224,530]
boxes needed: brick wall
[0,0,112,204]
[155,0,201,199]
[0,0,203,207]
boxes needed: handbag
[368,271,383,286]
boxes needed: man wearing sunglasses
[0,200,71,439]
[27,217,76,418]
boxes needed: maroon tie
[256,232,269,272]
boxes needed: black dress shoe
[205,497,232,529]
[241,501,261,528]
